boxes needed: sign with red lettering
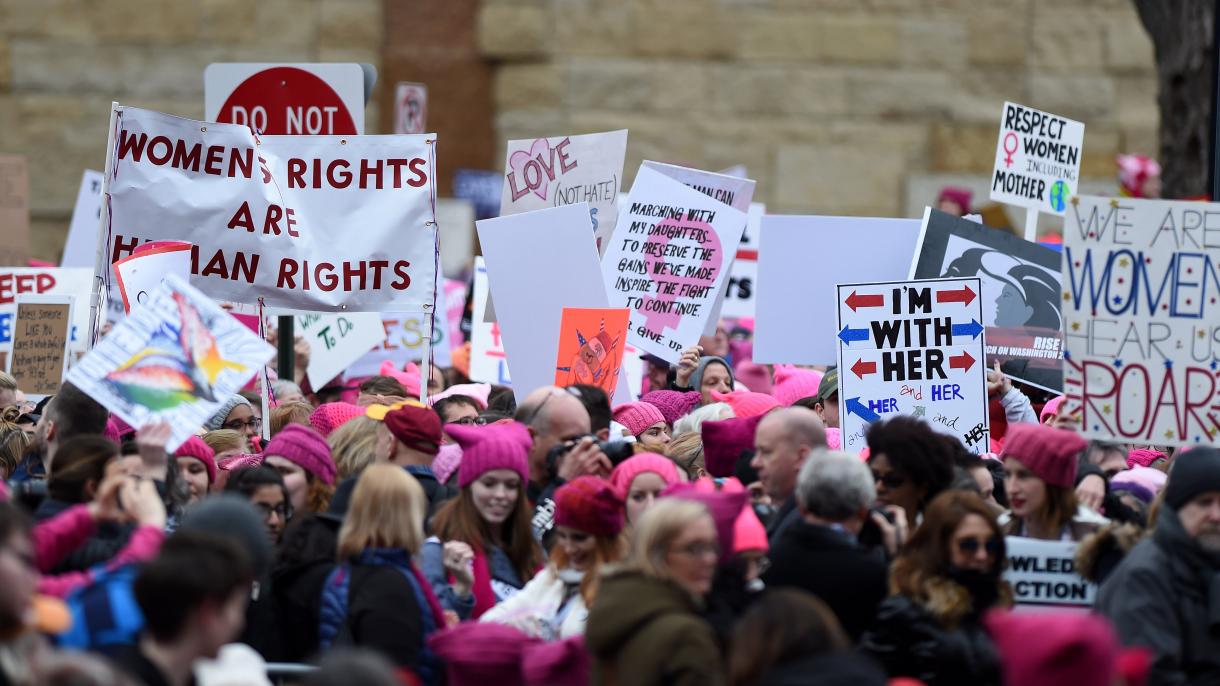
[0,268,91,354]
[103,104,437,312]
[204,63,365,135]
[836,277,989,455]
[1063,196,1220,447]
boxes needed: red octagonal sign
[215,66,357,135]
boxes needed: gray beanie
[690,356,734,392]
[178,494,272,577]
[204,394,251,431]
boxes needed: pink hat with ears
[1040,395,1065,422]
[430,383,492,409]
[710,390,781,419]
[771,366,824,406]
[378,360,421,398]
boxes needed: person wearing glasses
[204,395,262,445]
[860,491,1009,684]
[262,424,337,517]
[865,416,957,529]
[586,498,725,686]
[224,466,293,544]
[999,423,1106,542]
[432,395,484,430]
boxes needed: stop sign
[204,63,365,135]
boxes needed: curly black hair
[866,416,957,510]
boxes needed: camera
[546,435,636,476]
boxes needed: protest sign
[1062,196,1220,446]
[453,169,504,220]
[720,203,765,320]
[8,296,74,398]
[0,155,30,268]
[102,105,437,313]
[66,274,273,452]
[294,310,386,388]
[602,165,748,363]
[0,267,92,355]
[395,82,427,135]
[113,241,193,313]
[1004,537,1096,611]
[480,204,632,404]
[911,208,1064,394]
[991,102,1084,239]
[469,258,510,385]
[62,170,105,268]
[554,307,631,399]
[836,277,989,454]
[346,305,455,379]
[204,63,365,135]
[754,216,922,365]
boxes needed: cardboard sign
[1062,196,1220,446]
[1004,537,1096,610]
[911,208,1064,394]
[836,277,989,454]
[754,216,922,365]
[113,242,194,313]
[0,267,92,354]
[0,155,31,268]
[991,102,1084,216]
[104,105,436,312]
[499,130,627,254]
[62,170,105,268]
[204,63,366,135]
[602,165,747,363]
[469,258,510,384]
[555,307,631,398]
[479,204,631,404]
[66,274,274,452]
[394,82,428,135]
[8,296,74,398]
[294,310,386,387]
[720,203,765,320]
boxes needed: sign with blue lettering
[836,277,988,454]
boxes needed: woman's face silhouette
[995,283,1034,327]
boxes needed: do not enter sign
[204,63,366,135]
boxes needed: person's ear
[596,428,610,442]
[44,419,57,443]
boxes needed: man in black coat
[763,450,888,642]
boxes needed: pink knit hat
[1040,395,1064,423]
[718,478,768,554]
[611,402,667,437]
[771,366,824,406]
[263,424,337,486]
[1127,448,1168,469]
[174,436,217,485]
[447,421,531,488]
[218,452,265,472]
[521,637,589,686]
[710,390,780,419]
[430,383,491,409]
[639,390,701,425]
[1000,423,1086,489]
[984,609,1118,686]
[378,360,421,398]
[609,453,680,494]
[733,361,773,395]
[308,402,364,438]
[554,476,625,538]
[428,622,538,686]
[702,413,766,478]
[1110,466,1167,504]
[432,443,463,485]
[663,478,749,563]
[825,427,842,450]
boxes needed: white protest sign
[479,203,632,404]
[754,216,923,365]
[1004,536,1096,611]
[720,202,765,320]
[294,310,386,387]
[1062,196,1220,446]
[500,130,627,254]
[346,308,454,379]
[62,170,104,268]
[66,274,274,452]
[470,258,510,385]
[113,242,193,313]
[602,166,748,364]
[991,101,1084,217]
[836,277,989,454]
[103,105,436,312]
[204,63,366,135]
[0,267,92,354]
[394,82,427,135]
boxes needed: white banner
[104,105,437,312]
[1004,536,1096,610]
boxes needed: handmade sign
[469,258,510,385]
[62,170,105,268]
[991,101,1084,217]
[103,104,436,312]
[911,208,1064,394]
[602,165,747,363]
[0,267,92,354]
[394,82,428,135]
[754,216,922,365]
[554,307,631,398]
[347,302,455,379]
[1004,537,1096,611]
[294,310,386,388]
[8,296,74,398]
[66,274,274,451]
[1062,196,1220,446]
[720,203,765,320]
[113,241,194,313]
[836,277,989,455]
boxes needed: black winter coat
[269,513,341,662]
[756,653,887,686]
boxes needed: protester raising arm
[987,363,1038,426]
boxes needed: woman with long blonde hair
[328,415,380,480]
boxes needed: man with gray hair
[762,450,888,641]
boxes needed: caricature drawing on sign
[559,323,619,391]
[941,248,1062,331]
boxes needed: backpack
[56,563,144,651]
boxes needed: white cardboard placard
[1004,537,1096,611]
[991,101,1084,216]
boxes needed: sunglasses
[956,536,1002,557]
[871,470,906,489]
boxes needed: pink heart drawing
[508,138,553,201]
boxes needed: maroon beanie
[263,424,336,486]
[639,390,701,425]
[447,421,531,488]
[1000,423,1086,488]
[984,609,1118,686]
[521,637,589,686]
[553,476,625,538]
[701,413,766,478]
[428,622,539,686]
[174,436,217,485]
[383,403,443,456]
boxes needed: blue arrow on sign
[845,397,881,423]
[838,326,869,345]
[951,319,984,340]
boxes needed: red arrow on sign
[851,358,877,379]
[845,291,884,311]
[949,351,976,372]
[936,284,976,306]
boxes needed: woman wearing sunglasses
[865,417,957,526]
[861,491,1010,685]
[999,423,1106,541]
